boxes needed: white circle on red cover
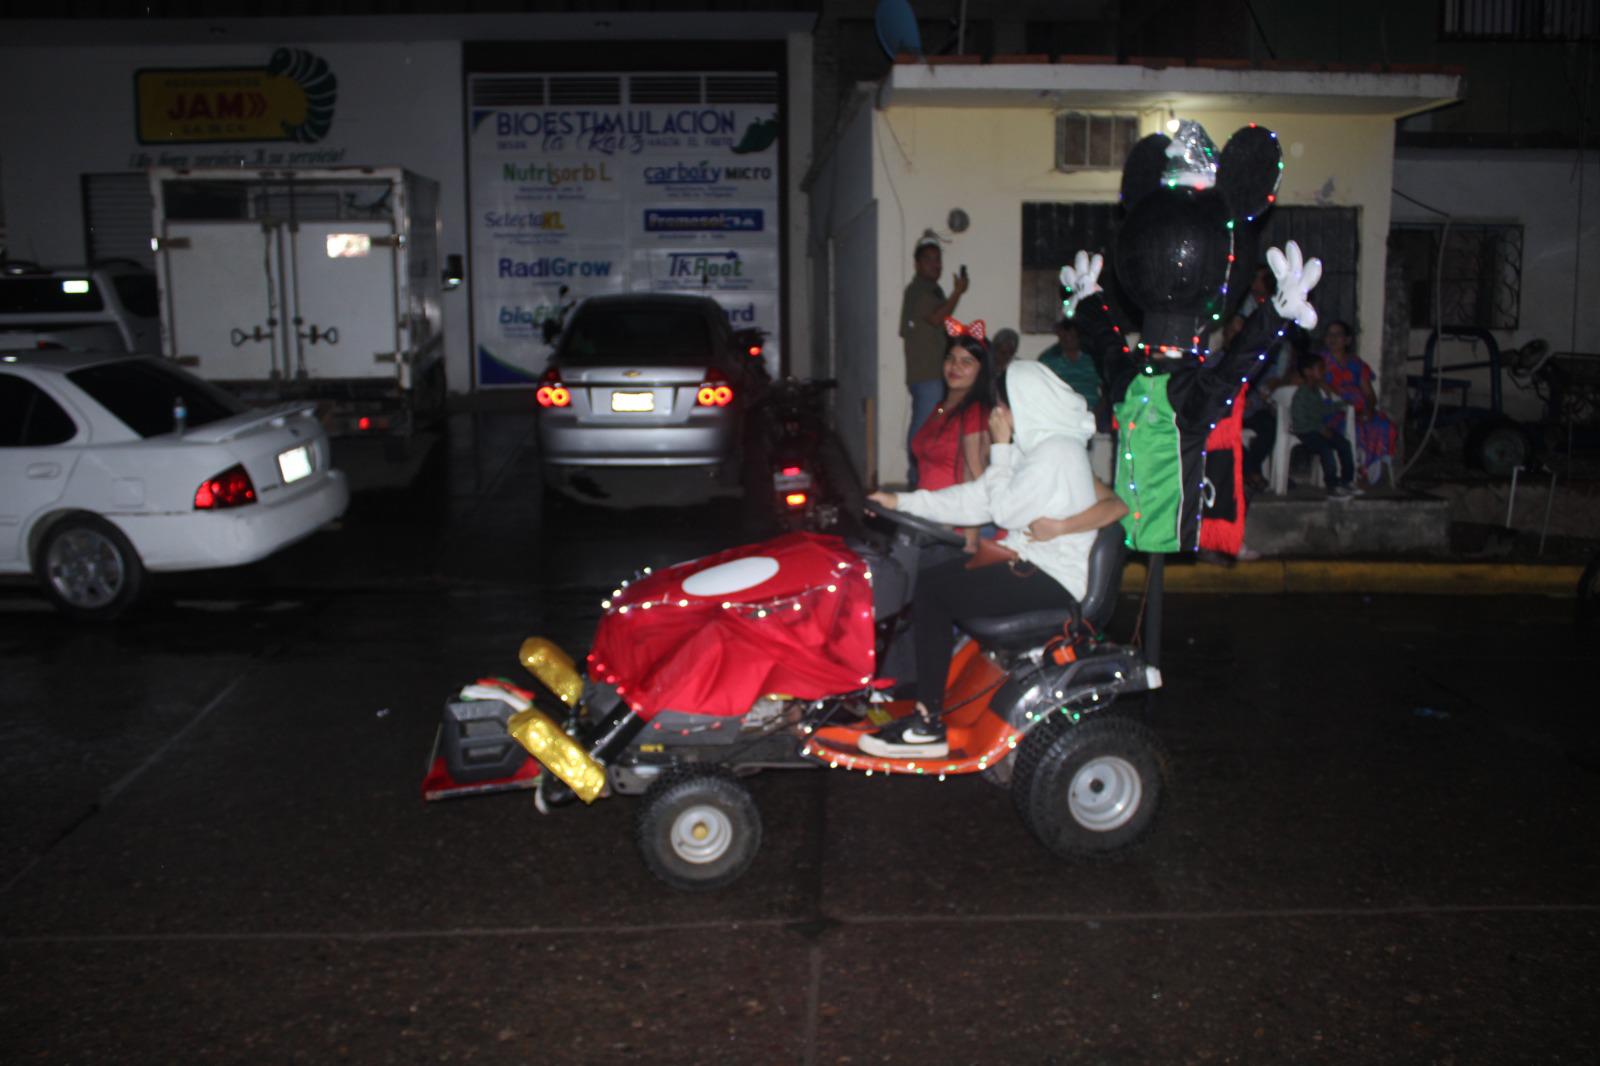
[681,556,780,598]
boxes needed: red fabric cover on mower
[589,532,875,720]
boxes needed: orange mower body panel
[807,640,1019,777]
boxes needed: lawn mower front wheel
[1012,715,1166,860]
[636,768,763,891]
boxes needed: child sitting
[1290,352,1361,498]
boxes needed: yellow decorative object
[519,637,583,707]
[506,708,607,804]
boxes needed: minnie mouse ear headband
[945,317,987,342]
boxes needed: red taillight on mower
[536,367,571,408]
[696,367,734,407]
[194,464,257,510]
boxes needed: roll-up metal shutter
[82,172,155,268]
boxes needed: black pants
[1243,408,1276,478]
[914,556,1078,716]
[1296,430,1353,488]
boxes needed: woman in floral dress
[1319,320,1397,485]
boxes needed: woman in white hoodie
[864,359,1127,758]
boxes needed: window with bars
[1390,222,1523,330]
[1054,114,1140,172]
[1019,202,1120,333]
[1440,0,1599,41]
[1260,206,1361,335]
[468,73,777,109]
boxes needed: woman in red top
[910,321,994,549]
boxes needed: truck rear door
[286,221,400,381]
[157,222,286,382]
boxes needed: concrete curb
[1123,560,1585,595]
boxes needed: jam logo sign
[136,48,337,144]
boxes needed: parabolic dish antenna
[875,0,923,60]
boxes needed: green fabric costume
[1113,372,1185,553]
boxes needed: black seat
[957,524,1127,649]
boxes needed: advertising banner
[467,77,780,387]
[136,48,338,144]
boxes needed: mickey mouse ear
[1120,134,1172,209]
[1216,125,1284,222]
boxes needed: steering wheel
[862,498,965,546]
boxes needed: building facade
[0,14,814,393]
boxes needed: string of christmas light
[1191,125,1284,552]
[599,558,870,617]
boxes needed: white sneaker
[858,716,949,758]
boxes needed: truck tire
[1011,714,1165,860]
[636,768,762,891]
[35,515,145,621]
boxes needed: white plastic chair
[1267,385,1356,495]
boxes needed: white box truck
[150,167,457,436]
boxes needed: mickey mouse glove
[1059,250,1104,319]
[1267,240,1324,331]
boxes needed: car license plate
[774,469,813,490]
[611,391,655,413]
[277,444,312,484]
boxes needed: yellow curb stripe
[1122,561,1583,595]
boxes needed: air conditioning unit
[1055,113,1140,172]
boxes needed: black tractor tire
[635,768,763,892]
[1011,714,1166,860]
[35,514,145,622]
[1467,421,1530,478]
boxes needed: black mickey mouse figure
[1057,120,1322,555]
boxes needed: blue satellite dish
[875,0,923,60]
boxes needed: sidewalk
[1131,556,1585,595]
[1207,475,1594,595]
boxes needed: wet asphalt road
[1,408,1596,1064]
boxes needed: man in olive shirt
[899,233,968,485]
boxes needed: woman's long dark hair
[940,334,994,423]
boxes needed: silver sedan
[536,294,762,481]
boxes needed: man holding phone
[899,231,968,486]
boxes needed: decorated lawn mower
[446,505,1163,890]
[434,118,1321,891]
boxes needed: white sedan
[0,350,348,619]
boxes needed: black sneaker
[858,715,948,758]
